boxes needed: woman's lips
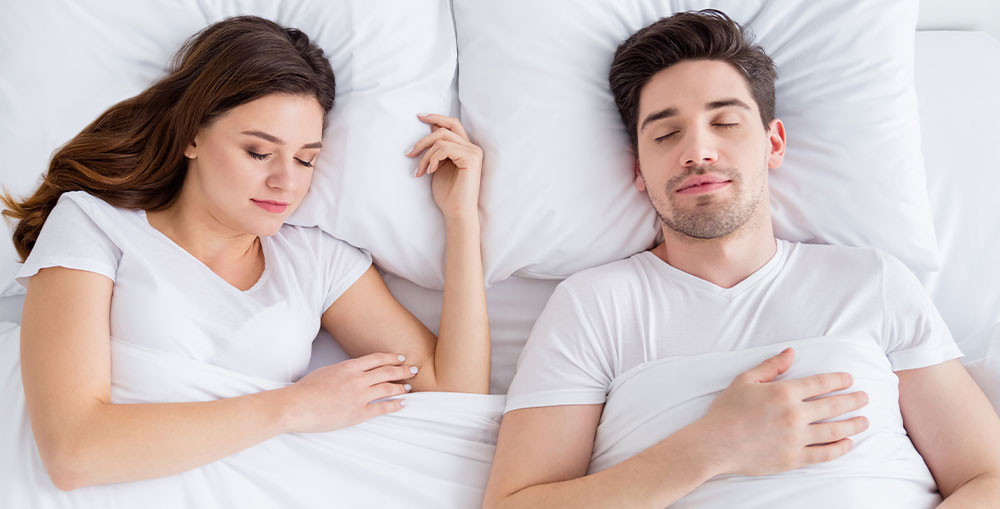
[251,199,288,213]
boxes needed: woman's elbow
[37,438,95,491]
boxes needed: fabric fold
[591,336,941,508]
[0,323,504,509]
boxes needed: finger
[787,372,854,400]
[427,144,457,175]
[367,381,412,402]
[407,127,467,157]
[348,352,406,372]
[737,348,794,384]
[363,364,418,385]
[801,437,853,465]
[805,416,869,446]
[418,113,469,141]
[421,142,461,176]
[416,143,447,177]
[803,391,869,422]
[364,398,407,419]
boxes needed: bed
[1,1,998,507]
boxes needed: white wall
[918,0,1000,41]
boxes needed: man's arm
[897,360,1000,507]
[484,348,870,508]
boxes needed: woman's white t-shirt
[16,191,371,382]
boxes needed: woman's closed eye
[247,150,271,161]
[248,151,314,168]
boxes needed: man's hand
[695,347,870,476]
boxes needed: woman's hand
[407,114,484,220]
[280,352,418,433]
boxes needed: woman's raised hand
[407,114,484,220]
[280,352,418,433]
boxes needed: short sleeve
[318,231,372,313]
[880,251,962,370]
[505,283,616,413]
[15,192,120,289]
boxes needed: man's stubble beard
[646,165,765,240]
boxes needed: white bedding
[0,322,504,508]
[591,336,940,508]
[0,28,997,509]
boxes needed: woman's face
[183,93,324,237]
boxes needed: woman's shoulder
[52,190,134,224]
[271,225,366,255]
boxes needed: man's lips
[251,199,289,213]
[676,176,732,195]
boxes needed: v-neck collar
[137,209,271,294]
[641,239,787,299]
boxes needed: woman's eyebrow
[242,130,322,149]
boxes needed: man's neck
[651,220,777,289]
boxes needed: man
[483,10,1000,508]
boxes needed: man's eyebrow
[242,130,322,149]
[639,107,678,132]
[707,98,752,111]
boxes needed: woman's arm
[897,360,1000,507]
[22,267,412,490]
[321,114,490,393]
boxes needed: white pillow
[0,0,455,294]
[958,322,1000,414]
[915,31,1000,342]
[453,0,939,284]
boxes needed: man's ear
[766,118,786,170]
[634,159,647,192]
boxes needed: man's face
[634,59,784,240]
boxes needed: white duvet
[592,336,941,508]
[0,322,504,509]
[0,323,948,508]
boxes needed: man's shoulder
[553,252,652,308]
[786,240,886,275]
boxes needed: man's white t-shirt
[16,191,372,382]
[506,239,961,411]
[505,239,961,507]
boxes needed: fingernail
[400,399,408,407]
[413,167,420,177]
[397,354,406,362]
[409,366,418,375]
[405,146,413,155]
[404,384,412,391]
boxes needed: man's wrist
[673,417,732,479]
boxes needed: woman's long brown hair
[1,15,336,261]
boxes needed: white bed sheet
[313,272,559,394]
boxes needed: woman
[2,15,489,491]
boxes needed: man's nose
[679,128,719,167]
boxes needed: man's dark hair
[609,9,777,151]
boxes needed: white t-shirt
[506,239,961,412]
[16,191,371,382]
